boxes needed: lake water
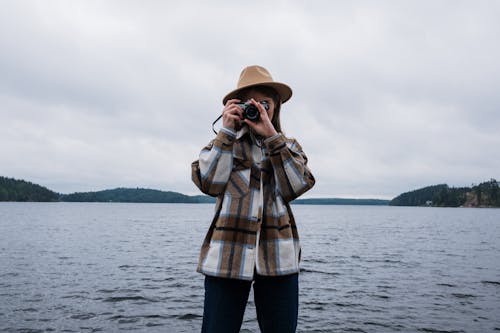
[0,202,499,332]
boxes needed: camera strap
[211,115,223,135]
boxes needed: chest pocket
[224,140,250,198]
[226,139,264,198]
[226,168,251,198]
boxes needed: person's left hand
[243,98,278,138]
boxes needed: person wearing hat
[192,65,315,332]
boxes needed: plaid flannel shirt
[191,127,315,281]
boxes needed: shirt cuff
[220,126,237,137]
[263,133,287,154]
[215,128,237,148]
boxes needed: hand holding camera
[236,100,269,122]
[242,98,278,138]
[221,98,277,138]
[221,99,244,130]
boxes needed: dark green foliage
[472,178,500,206]
[1,175,387,205]
[390,184,448,206]
[0,176,215,203]
[0,176,59,202]
[390,179,499,207]
[59,188,216,203]
[431,186,469,207]
[3,174,498,207]
[189,195,217,203]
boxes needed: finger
[224,107,243,118]
[223,104,238,112]
[223,118,240,129]
[225,99,241,106]
[250,98,269,120]
[224,114,241,123]
[234,105,245,117]
[250,98,266,114]
[243,118,256,128]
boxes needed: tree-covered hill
[292,198,389,205]
[0,176,214,203]
[0,176,59,202]
[60,187,215,203]
[4,175,497,207]
[390,179,499,207]
[1,176,388,205]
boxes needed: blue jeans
[201,273,299,333]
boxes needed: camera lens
[244,104,260,121]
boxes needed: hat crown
[222,65,292,105]
[237,65,274,88]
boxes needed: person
[191,65,315,333]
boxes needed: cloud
[1,1,499,198]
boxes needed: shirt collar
[236,125,250,140]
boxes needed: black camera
[237,101,269,121]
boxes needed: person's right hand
[222,99,243,130]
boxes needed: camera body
[237,101,269,122]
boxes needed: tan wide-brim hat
[222,65,293,105]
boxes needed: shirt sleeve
[263,133,315,202]
[191,129,236,197]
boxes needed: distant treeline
[0,176,59,202]
[61,188,214,203]
[0,176,212,203]
[3,175,498,207]
[0,175,387,205]
[292,198,389,205]
[389,179,499,207]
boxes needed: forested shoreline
[1,175,498,207]
[0,176,212,203]
[389,179,499,207]
[0,176,389,205]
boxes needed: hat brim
[222,82,293,105]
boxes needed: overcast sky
[1,1,499,199]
